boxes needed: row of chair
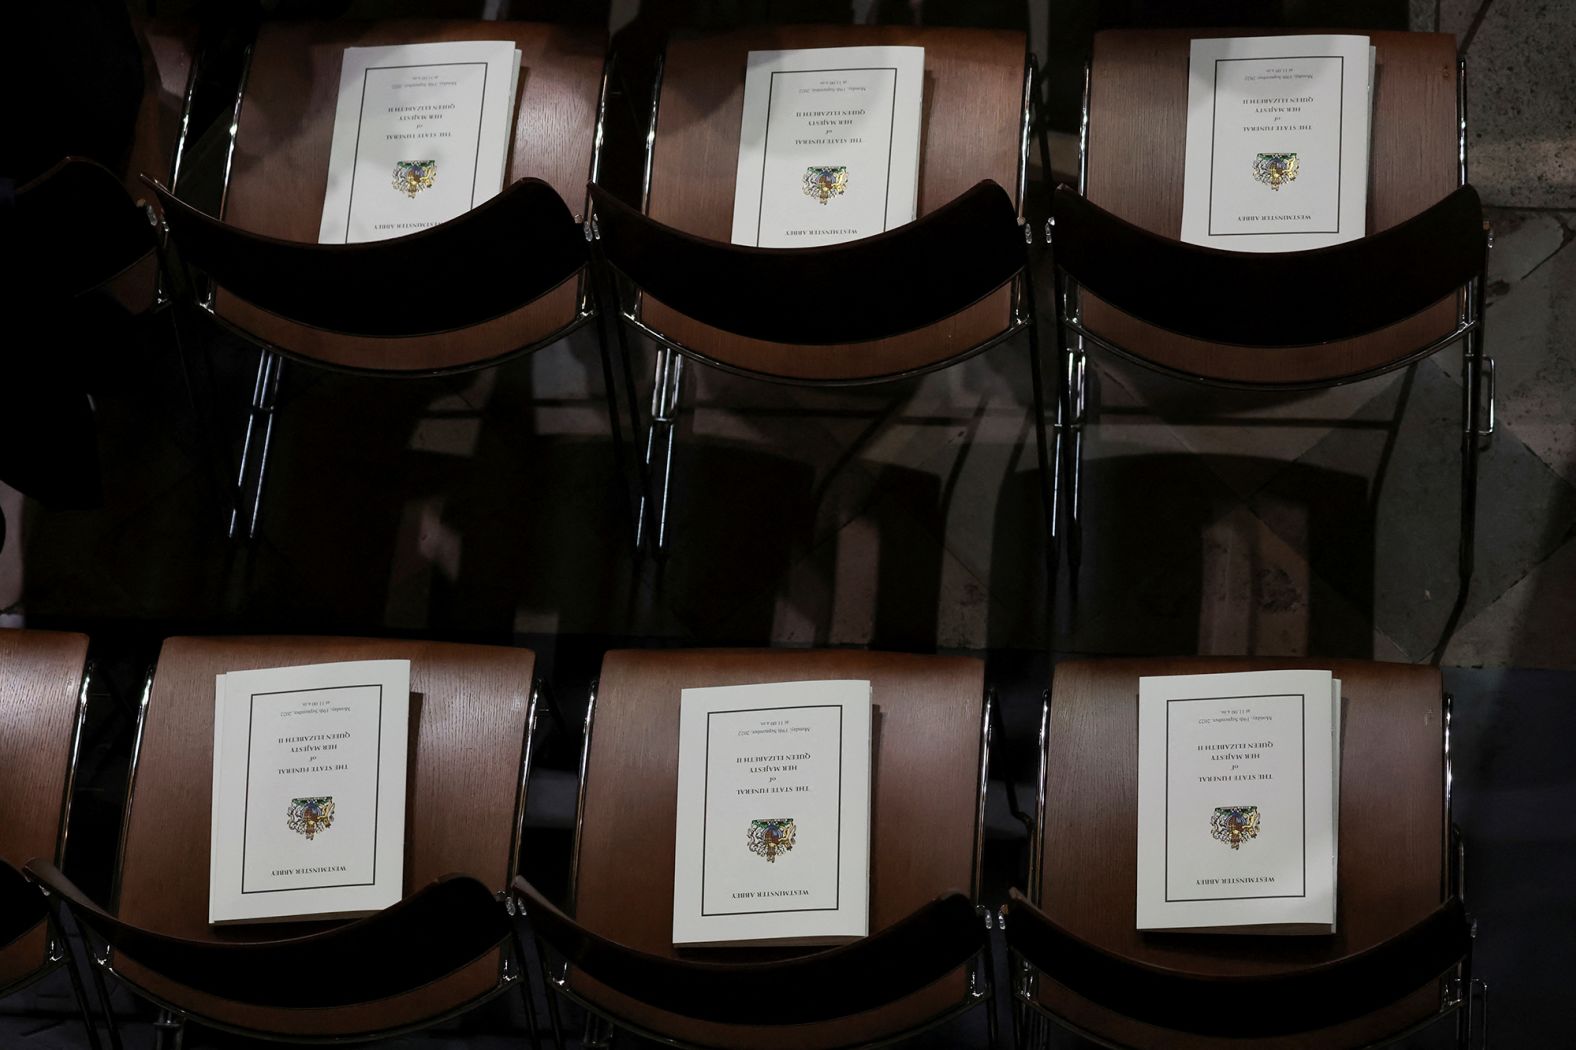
[13,20,1493,633]
[1,627,1480,1048]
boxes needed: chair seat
[1035,656,1448,1049]
[639,24,1026,383]
[567,648,988,1048]
[1080,29,1462,385]
[108,636,535,1037]
[210,18,605,373]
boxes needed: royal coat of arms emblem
[746,818,797,862]
[802,166,848,205]
[1251,153,1299,191]
[1210,806,1260,850]
[287,797,335,840]
[393,160,437,198]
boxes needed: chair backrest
[1035,656,1448,1049]
[0,629,89,993]
[111,635,535,1038]
[153,176,585,338]
[13,159,156,301]
[594,180,1024,345]
[1080,29,1464,384]
[639,24,1028,382]
[206,19,605,372]
[569,648,987,1047]
[519,877,983,1025]
[1050,184,1483,347]
[1005,889,1470,1038]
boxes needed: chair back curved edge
[1003,888,1470,1038]
[24,859,510,1011]
[15,157,157,299]
[516,875,984,1026]
[0,860,47,955]
[1050,184,1484,350]
[145,175,586,339]
[591,180,1025,347]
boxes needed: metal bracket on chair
[1467,977,1488,1049]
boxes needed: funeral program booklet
[1180,35,1372,252]
[1136,670,1340,934]
[318,41,520,244]
[672,680,872,947]
[730,46,924,248]
[209,660,411,925]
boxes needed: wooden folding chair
[530,647,997,1048]
[1008,656,1482,1049]
[1050,30,1492,653]
[29,635,545,1046]
[148,20,616,541]
[592,25,1045,562]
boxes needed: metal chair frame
[534,673,1002,1050]
[155,36,636,543]
[1048,59,1495,657]
[604,49,1054,565]
[1008,685,1486,1050]
[51,660,552,1050]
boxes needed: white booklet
[1180,35,1372,252]
[672,680,872,947]
[730,46,924,248]
[209,660,411,925]
[317,41,520,244]
[1136,670,1340,934]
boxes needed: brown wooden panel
[642,25,1024,383]
[113,636,534,1036]
[1035,656,1447,1048]
[213,20,604,373]
[569,648,985,1048]
[0,629,88,990]
[109,18,198,315]
[1081,30,1461,385]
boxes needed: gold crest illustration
[393,160,437,198]
[287,797,335,840]
[1251,153,1298,191]
[802,166,848,205]
[746,818,796,862]
[1210,806,1260,850]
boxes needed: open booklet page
[1136,669,1338,934]
[1180,35,1371,252]
[672,679,872,947]
[318,41,520,244]
[730,46,924,248]
[209,660,410,924]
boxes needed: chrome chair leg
[228,349,282,542]
[1066,337,1086,590]
[152,1008,184,1050]
[506,928,543,1050]
[635,347,683,557]
[583,1011,616,1048]
[226,349,269,540]
[44,903,103,1050]
[245,352,283,542]
[85,950,124,1050]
